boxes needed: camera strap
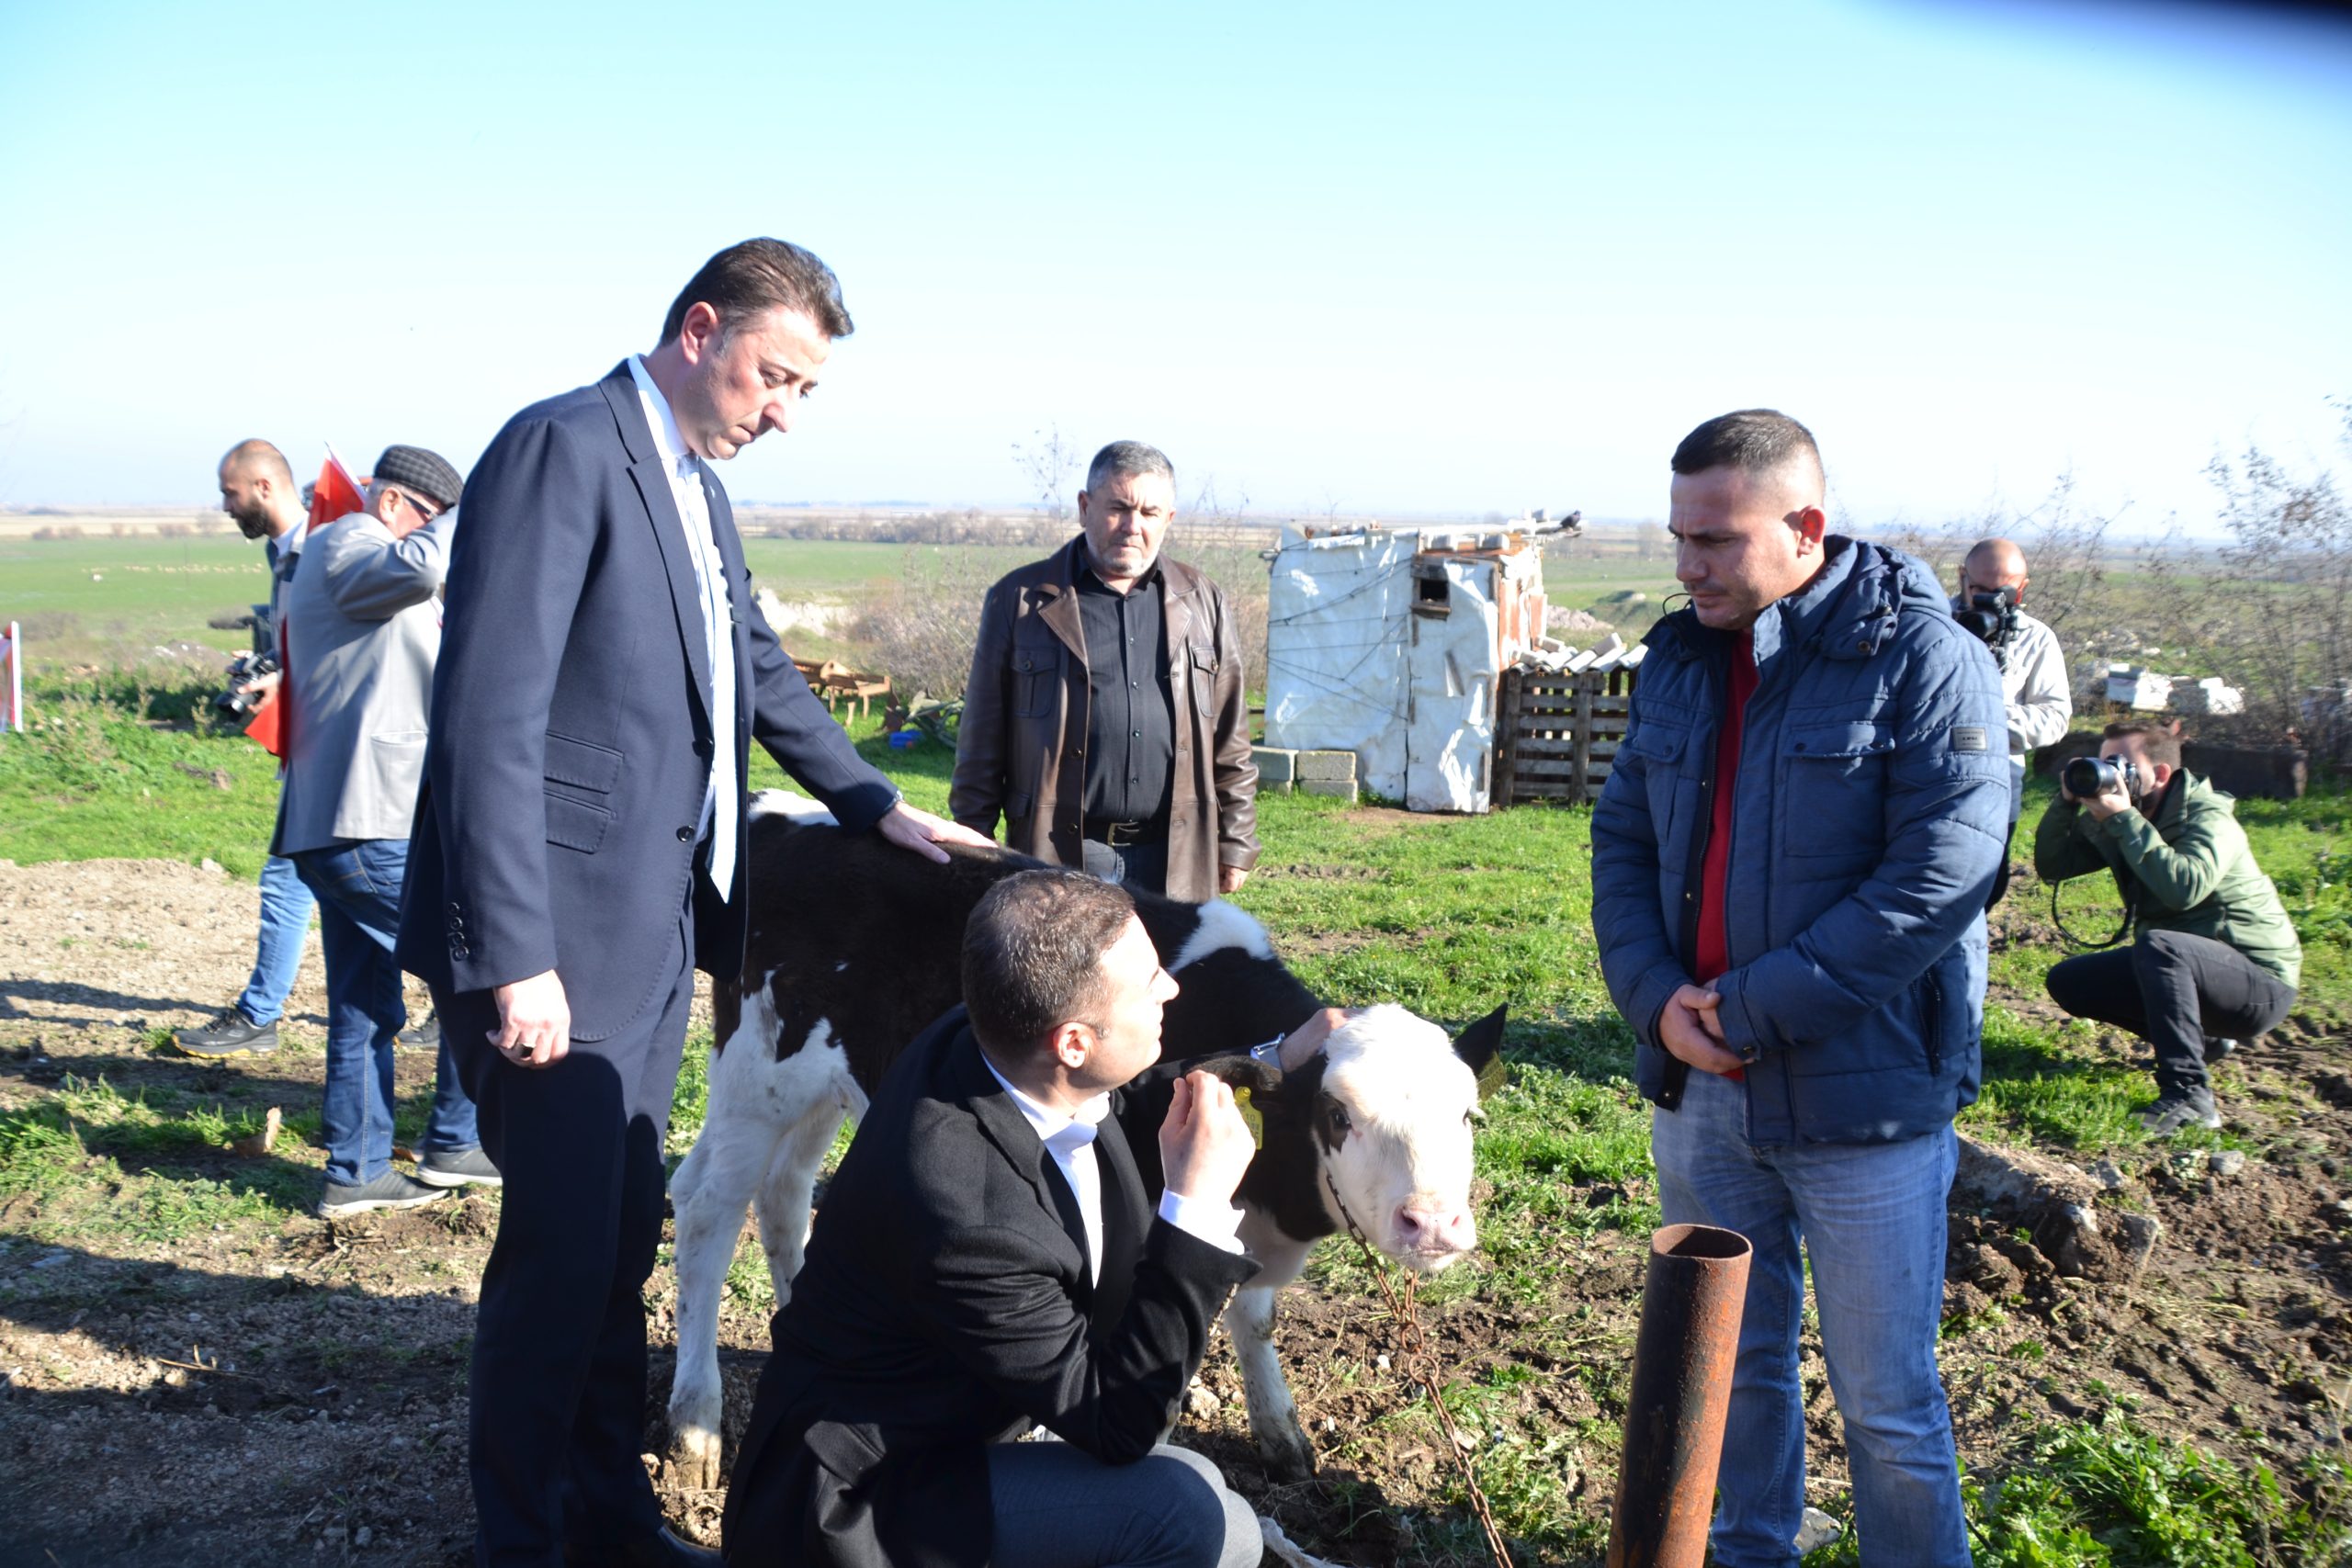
[2051,869,2136,951]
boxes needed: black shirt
[1075,560,1174,829]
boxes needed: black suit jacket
[396,363,900,1038]
[723,1009,1259,1568]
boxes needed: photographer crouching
[2038,721,2301,1136]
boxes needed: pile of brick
[1251,746,1359,805]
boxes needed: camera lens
[2063,757,2119,798]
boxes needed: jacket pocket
[1921,970,1945,1077]
[1011,647,1057,718]
[1622,716,1690,852]
[1783,719,1894,859]
[544,732,625,793]
[545,792,615,853]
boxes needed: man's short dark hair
[2104,719,2184,770]
[1670,409,1823,482]
[658,238,854,346]
[1085,440,1175,497]
[962,870,1137,1058]
[220,437,293,490]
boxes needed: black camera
[1956,584,2020,661]
[214,650,281,719]
[2062,754,2141,801]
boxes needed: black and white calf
[663,792,1507,1488]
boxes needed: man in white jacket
[1953,537,2072,908]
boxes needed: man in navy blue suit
[398,239,986,1568]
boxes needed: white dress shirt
[980,1056,1244,1284]
[628,355,741,900]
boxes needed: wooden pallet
[1494,660,1642,806]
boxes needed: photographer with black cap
[1952,537,2071,909]
[2037,720,2301,1135]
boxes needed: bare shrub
[2143,405,2352,761]
[1012,424,1081,526]
[1878,474,2121,708]
[1179,479,1272,694]
[843,548,1001,701]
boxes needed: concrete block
[1252,746,1298,785]
[1296,750,1358,784]
[1301,778,1359,803]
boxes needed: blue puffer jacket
[1590,538,2011,1145]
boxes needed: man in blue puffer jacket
[1591,410,2009,1567]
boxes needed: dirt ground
[2,858,2348,1565]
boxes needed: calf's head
[1304,1002,1506,1272]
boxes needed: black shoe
[397,1010,442,1051]
[317,1170,450,1218]
[563,1526,720,1567]
[174,1007,278,1058]
[417,1146,502,1189]
[2138,1094,2222,1137]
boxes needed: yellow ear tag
[1233,1087,1265,1150]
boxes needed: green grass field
[4,536,2347,1562]
[6,666,2349,1560]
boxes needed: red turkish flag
[306,446,368,533]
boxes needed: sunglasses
[390,488,443,523]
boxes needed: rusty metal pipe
[1605,1222,1753,1568]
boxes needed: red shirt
[1694,629,1758,987]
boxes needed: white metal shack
[1262,521,1553,813]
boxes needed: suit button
[694,738,712,759]
[677,826,695,842]
[450,941,470,961]
[446,902,460,915]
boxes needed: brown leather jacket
[951,538,1260,901]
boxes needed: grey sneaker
[2205,1036,2241,1065]
[174,1007,278,1058]
[417,1146,502,1189]
[397,1011,442,1052]
[318,1170,449,1218]
[2138,1095,2222,1137]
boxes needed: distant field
[3,532,1689,676]
[1,535,272,667]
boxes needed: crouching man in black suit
[723,868,1277,1568]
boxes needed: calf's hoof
[1257,1421,1319,1482]
[665,1422,724,1493]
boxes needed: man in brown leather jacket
[952,441,1260,901]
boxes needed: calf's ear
[1453,1005,1509,1100]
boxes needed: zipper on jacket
[1923,971,1944,1077]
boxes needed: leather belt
[1087,819,1161,848]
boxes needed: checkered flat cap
[372,445,463,511]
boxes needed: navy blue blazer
[396,363,900,1041]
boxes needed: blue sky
[0,0,2346,530]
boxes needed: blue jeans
[289,839,478,1187]
[1651,1067,1969,1567]
[234,853,314,1026]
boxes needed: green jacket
[2033,770,2302,988]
